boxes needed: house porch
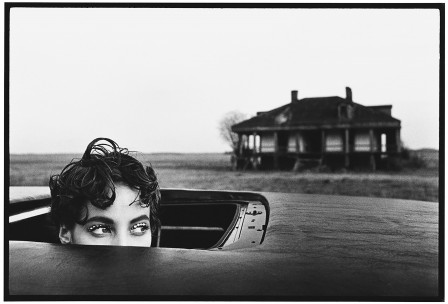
[234,127,401,171]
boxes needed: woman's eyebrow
[130,215,150,224]
[84,216,114,225]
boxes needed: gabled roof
[232,96,401,132]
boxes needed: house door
[277,131,289,153]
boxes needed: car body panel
[8,187,439,298]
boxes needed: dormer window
[338,103,353,120]
[340,104,348,119]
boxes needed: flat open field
[9,153,439,202]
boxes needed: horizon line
[9,151,234,155]
[8,147,439,155]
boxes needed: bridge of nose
[113,228,129,246]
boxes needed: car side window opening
[9,189,269,250]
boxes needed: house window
[241,135,248,149]
[248,135,254,150]
[339,104,353,120]
[325,131,343,152]
[255,135,261,153]
[381,134,387,152]
[354,131,378,152]
[339,105,348,119]
[260,133,275,152]
[287,133,297,152]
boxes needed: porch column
[295,131,300,153]
[320,130,326,166]
[396,128,401,153]
[369,129,376,171]
[252,132,258,170]
[345,129,350,168]
[274,131,279,170]
[237,134,243,155]
[369,129,374,152]
[321,130,326,153]
[293,131,301,172]
[253,132,257,154]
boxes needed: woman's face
[59,183,152,247]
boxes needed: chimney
[346,87,352,102]
[291,90,299,103]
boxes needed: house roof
[232,96,401,132]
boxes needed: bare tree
[218,111,247,153]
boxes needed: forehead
[86,184,149,220]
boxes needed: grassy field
[9,153,439,202]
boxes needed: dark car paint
[8,188,439,299]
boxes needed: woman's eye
[131,223,149,236]
[87,224,112,236]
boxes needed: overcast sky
[9,7,440,154]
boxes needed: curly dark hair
[49,138,160,236]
